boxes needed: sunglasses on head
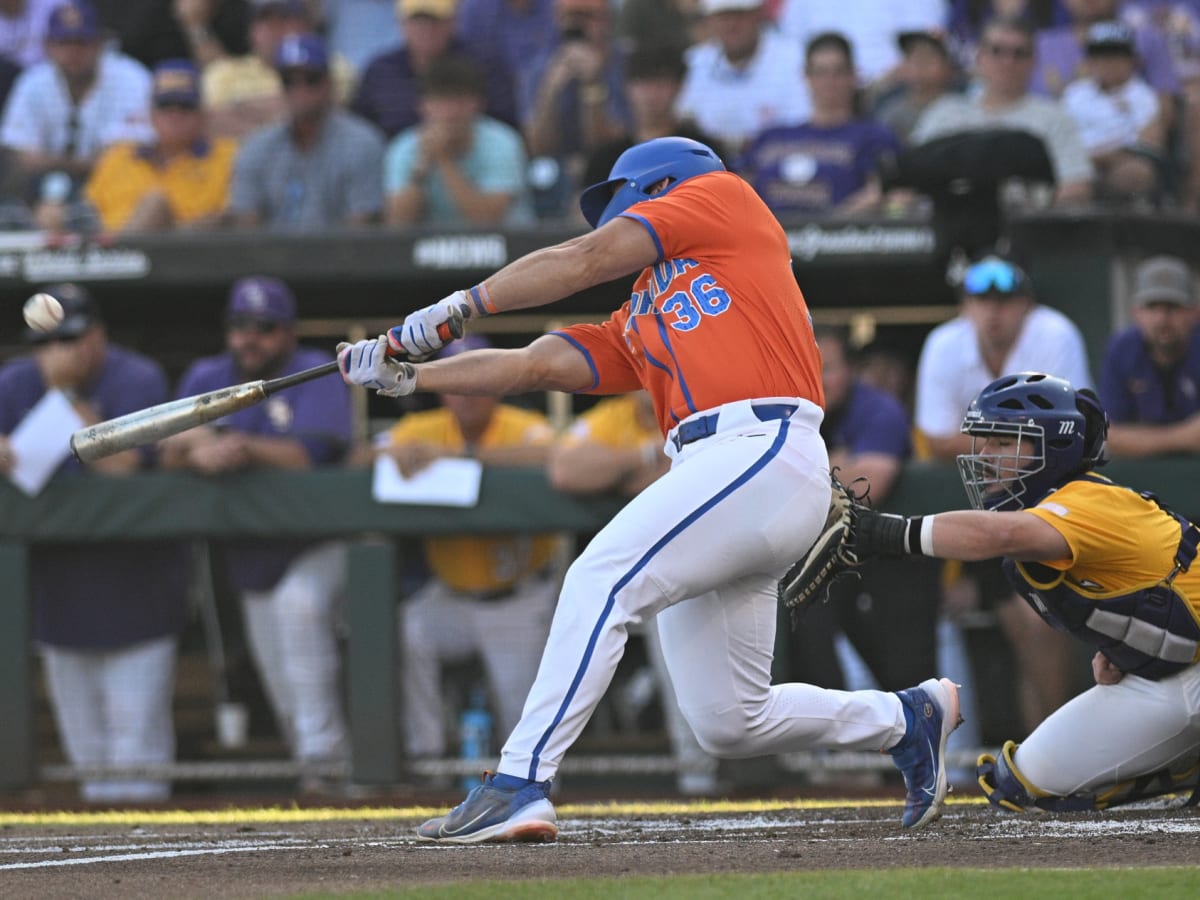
[281,69,327,88]
[226,317,281,334]
[962,259,1026,296]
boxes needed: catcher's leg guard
[978,742,1200,813]
[976,740,1048,813]
[1091,755,1200,810]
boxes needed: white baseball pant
[1014,660,1200,795]
[499,398,910,782]
[40,635,177,803]
[241,540,349,763]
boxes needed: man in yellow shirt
[357,335,559,764]
[84,60,236,235]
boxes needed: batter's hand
[338,336,418,397]
[388,293,469,359]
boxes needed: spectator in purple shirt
[454,0,558,124]
[0,283,189,804]
[1100,255,1200,457]
[737,32,900,217]
[160,276,354,793]
[351,0,515,139]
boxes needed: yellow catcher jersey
[1024,477,1200,608]
[1015,475,1200,676]
[384,405,556,593]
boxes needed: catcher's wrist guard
[857,511,931,558]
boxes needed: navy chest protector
[1002,478,1200,681]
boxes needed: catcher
[782,371,1200,812]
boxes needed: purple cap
[225,276,296,325]
[47,0,101,43]
[436,333,491,359]
[275,33,329,72]
[153,59,201,107]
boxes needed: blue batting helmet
[578,136,724,228]
[957,372,1109,511]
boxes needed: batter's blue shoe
[416,771,557,844]
[889,677,962,829]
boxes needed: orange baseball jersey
[552,170,824,436]
[383,405,557,593]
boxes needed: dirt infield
[0,797,1197,898]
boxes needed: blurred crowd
[4,0,1200,804]
[1,0,1200,240]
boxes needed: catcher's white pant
[242,540,349,763]
[40,635,176,803]
[1015,660,1200,795]
[401,570,558,758]
[499,398,910,782]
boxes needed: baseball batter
[338,136,960,842]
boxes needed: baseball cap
[225,276,297,326]
[1085,21,1136,55]
[397,0,457,19]
[697,0,761,14]
[1131,256,1195,306]
[152,59,202,108]
[46,0,101,43]
[275,33,329,72]
[436,333,492,359]
[961,256,1030,298]
[897,28,949,56]
[26,283,100,343]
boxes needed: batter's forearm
[480,238,603,312]
[414,343,590,395]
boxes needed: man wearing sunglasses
[227,33,385,230]
[161,276,355,793]
[915,254,1093,738]
[0,283,189,804]
[911,15,1093,205]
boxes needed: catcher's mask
[957,372,1108,511]
[578,136,724,228]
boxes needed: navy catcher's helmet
[957,372,1109,511]
[579,136,724,228]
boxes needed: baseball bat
[70,318,462,463]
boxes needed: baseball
[22,292,63,333]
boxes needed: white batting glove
[337,336,418,397]
[387,291,471,359]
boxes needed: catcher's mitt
[778,470,871,623]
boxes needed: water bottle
[459,688,493,789]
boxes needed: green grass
[299,867,1200,899]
